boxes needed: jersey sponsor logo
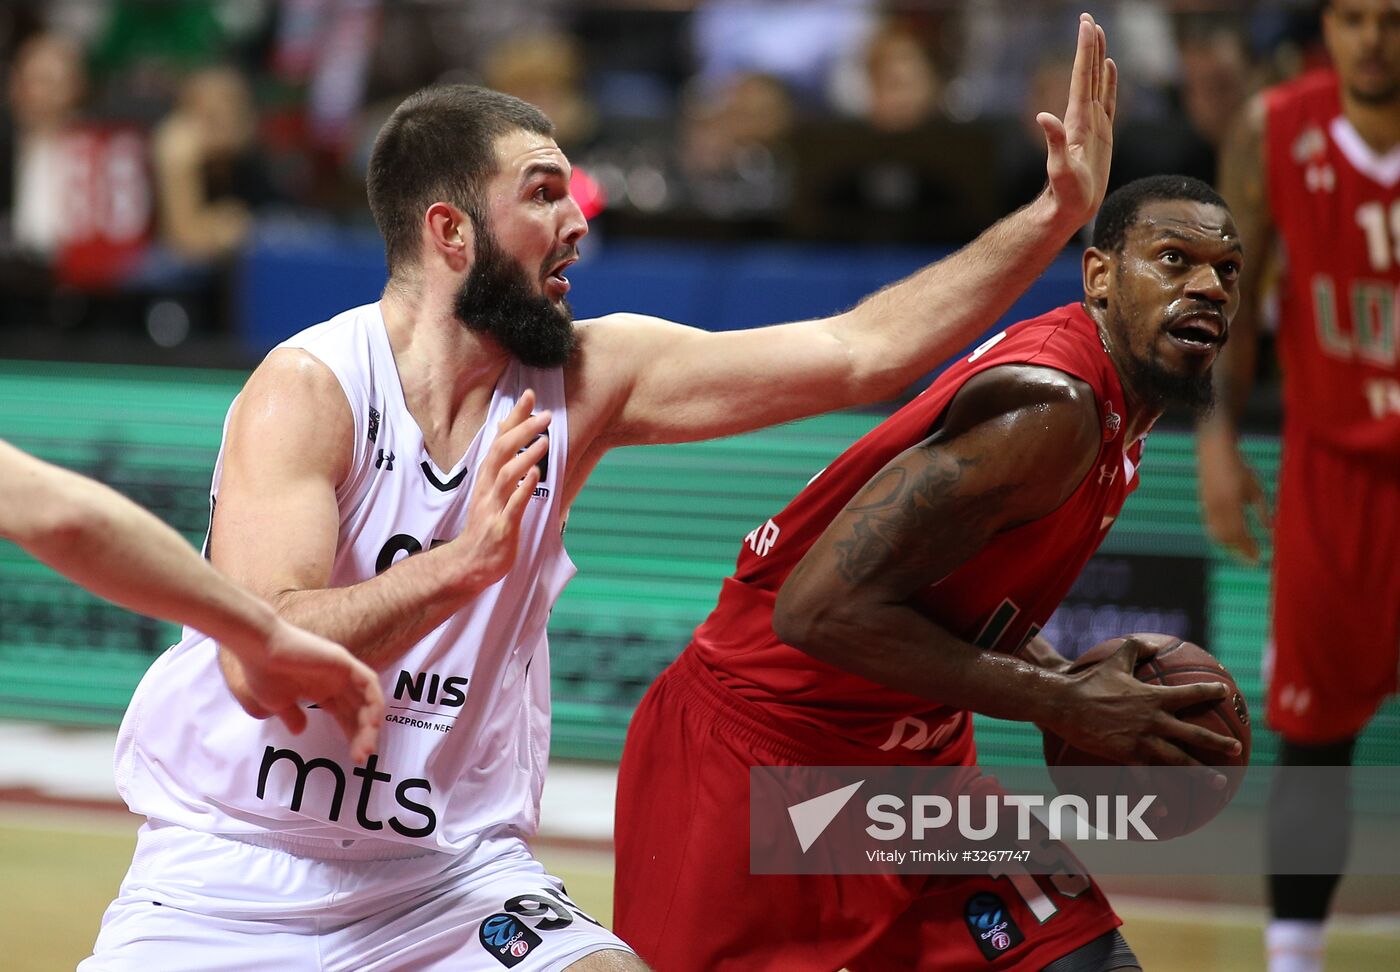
[376,449,395,471]
[255,746,437,837]
[367,405,381,443]
[1097,463,1118,485]
[1311,273,1399,365]
[479,914,542,968]
[964,892,1025,960]
[878,713,965,752]
[386,669,469,732]
[744,519,781,557]
[395,670,469,707]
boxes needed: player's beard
[1119,344,1216,416]
[453,215,577,368]
[1111,308,1218,417]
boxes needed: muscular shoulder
[931,364,1102,520]
[229,349,354,483]
[570,312,685,359]
[940,364,1099,447]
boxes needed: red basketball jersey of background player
[1265,70,1400,455]
[691,302,1144,756]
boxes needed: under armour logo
[1097,463,1117,485]
[376,449,395,471]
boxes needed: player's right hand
[1047,637,1242,767]
[454,389,551,592]
[1196,435,1270,563]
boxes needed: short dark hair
[1091,174,1229,253]
[367,85,554,276]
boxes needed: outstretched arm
[574,14,1117,456]
[1197,92,1272,562]
[771,367,1239,765]
[0,438,383,760]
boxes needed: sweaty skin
[777,197,1245,768]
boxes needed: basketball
[1042,633,1251,840]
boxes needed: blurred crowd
[0,0,1326,346]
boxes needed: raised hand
[1038,12,1118,227]
[218,620,384,763]
[455,389,552,590]
[1044,636,1241,767]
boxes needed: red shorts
[1268,433,1400,743]
[614,648,1121,972]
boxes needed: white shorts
[80,821,633,971]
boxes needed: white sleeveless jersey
[113,303,576,856]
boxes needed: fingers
[1037,112,1068,161]
[341,665,384,763]
[1205,503,1259,563]
[1120,634,1162,663]
[1065,14,1095,121]
[1103,57,1119,125]
[312,677,382,764]
[1225,518,1261,563]
[1156,679,1231,710]
[1136,739,1231,789]
[498,388,537,434]
[1235,529,1261,564]
[1158,715,1243,758]
[488,390,551,468]
[477,397,551,517]
[492,433,548,510]
[1101,637,1140,672]
[1150,682,1245,757]
[503,462,541,523]
[277,705,308,735]
[1092,20,1104,107]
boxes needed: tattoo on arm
[831,447,1016,590]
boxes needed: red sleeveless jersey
[1265,70,1400,455]
[691,303,1144,754]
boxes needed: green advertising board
[1,360,1397,772]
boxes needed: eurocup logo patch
[479,913,543,968]
[964,892,1024,961]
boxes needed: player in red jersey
[614,174,1245,971]
[1197,3,1400,970]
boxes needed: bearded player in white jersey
[84,15,1116,972]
